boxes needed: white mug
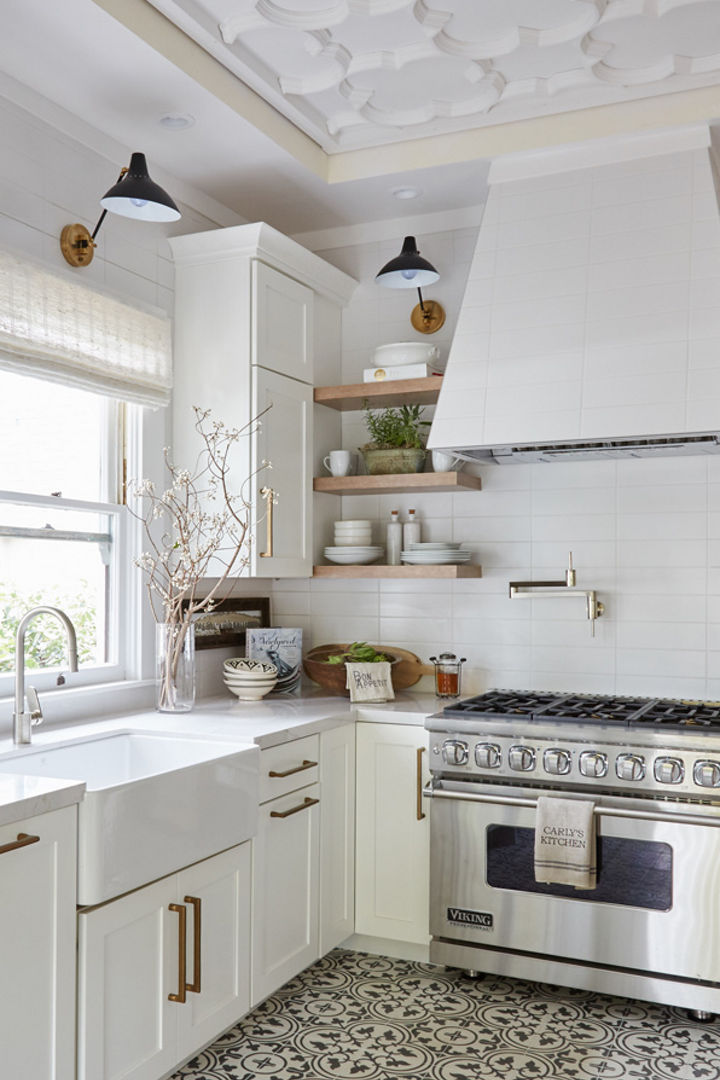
[324,450,355,477]
[431,449,463,473]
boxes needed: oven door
[427,778,720,983]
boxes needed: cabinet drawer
[259,735,319,803]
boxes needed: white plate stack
[401,541,471,565]
[333,519,373,546]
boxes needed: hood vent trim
[457,434,720,464]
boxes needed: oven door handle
[422,781,720,828]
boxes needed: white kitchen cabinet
[252,366,312,577]
[319,722,355,953]
[252,261,313,382]
[0,805,76,1080]
[78,842,251,1080]
[169,223,355,579]
[355,722,431,945]
[252,736,320,1005]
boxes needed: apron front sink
[0,730,259,904]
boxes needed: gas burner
[447,690,559,719]
[534,694,652,726]
[638,700,720,728]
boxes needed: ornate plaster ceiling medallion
[149,0,720,151]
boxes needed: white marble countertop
[0,773,85,828]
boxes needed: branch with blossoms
[127,406,271,707]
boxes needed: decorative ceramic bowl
[223,677,277,701]
[223,658,277,678]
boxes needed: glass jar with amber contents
[429,653,466,698]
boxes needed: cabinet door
[176,843,252,1061]
[320,724,355,953]
[78,876,179,1080]
[252,261,313,383]
[251,367,312,577]
[0,806,76,1080]
[355,723,431,944]
[252,782,320,1005]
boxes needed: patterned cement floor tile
[171,948,720,1080]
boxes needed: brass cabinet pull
[416,747,426,821]
[168,903,187,1003]
[259,486,274,558]
[270,796,319,819]
[184,895,202,994]
[268,759,317,779]
[0,832,40,856]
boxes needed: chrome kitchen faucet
[13,606,79,745]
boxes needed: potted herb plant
[360,402,430,474]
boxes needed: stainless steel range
[424,689,720,1016]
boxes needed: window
[0,369,130,692]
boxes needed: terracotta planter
[361,447,426,475]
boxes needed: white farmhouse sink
[0,731,259,905]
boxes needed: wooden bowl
[303,644,398,694]
[303,643,428,694]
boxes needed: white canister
[403,508,420,548]
[386,510,402,566]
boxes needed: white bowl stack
[325,519,383,564]
[223,657,278,700]
[333,519,373,545]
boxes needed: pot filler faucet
[509,552,605,636]
[13,606,79,745]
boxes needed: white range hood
[428,124,720,462]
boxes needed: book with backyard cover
[247,627,303,691]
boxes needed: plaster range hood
[428,124,720,463]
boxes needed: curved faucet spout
[13,606,79,745]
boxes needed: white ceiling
[2,0,720,238]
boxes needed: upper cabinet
[253,262,313,382]
[169,223,356,578]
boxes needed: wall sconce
[375,235,446,335]
[60,152,181,268]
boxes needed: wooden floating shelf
[314,375,443,411]
[313,564,482,579]
[313,472,482,495]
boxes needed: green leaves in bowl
[325,642,391,664]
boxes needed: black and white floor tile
[172,949,720,1080]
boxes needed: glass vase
[156,621,195,713]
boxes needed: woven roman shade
[0,247,172,406]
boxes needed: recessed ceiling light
[159,113,196,131]
[392,187,421,200]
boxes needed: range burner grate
[441,689,720,731]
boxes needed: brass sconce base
[60,223,96,267]
[411,299,445,335]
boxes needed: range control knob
[693,760,720,788]
[543,748,571,776]
[442,739,469,767]
[579,751,608,778]
[615,753,645,782]
[508,745,536,772]
[475,742,501,769]
[654,757,684,785]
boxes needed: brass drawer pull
[184,895,202,994]
[270,796,319,819]
[268,759,317,779]
[0,832,40,856]
[168,903,187,1003]
[416,747,426,821]
[259,485,274,558]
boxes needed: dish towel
[345,662,395,703]
[534,795,597,890]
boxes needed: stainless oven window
[486,825,672,911]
